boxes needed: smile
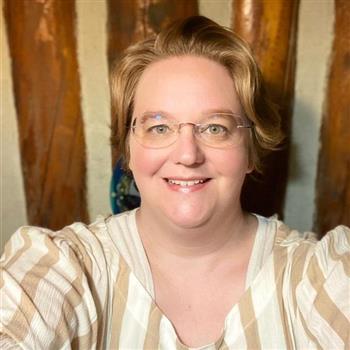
[165,178,210,186]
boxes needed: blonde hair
[110,16,283,173]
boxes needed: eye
[148,124,171,134]
[204,124,228,135]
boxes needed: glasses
[130,112,253,149]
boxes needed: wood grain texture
[107,0,198,164]
[4,0,89,229]
[233,0,299,217]
[314,0,350,234]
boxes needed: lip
[163,177,211,193]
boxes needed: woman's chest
[151,265,247,347]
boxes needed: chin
[165,205,212,229]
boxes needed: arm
[0,225,101,349]
[296,225,350,349]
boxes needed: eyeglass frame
[128,112,254,149]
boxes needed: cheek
[213,147,251,177]
[129,140,165,179]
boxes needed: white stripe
[119,273,152,349]
[250,256,287,349]
[224,308,247,349]
[331,226,350,256]
[159,316,178,350]
[1,271,25,324]
[1,14,27,254]
[324,267,350,321]
[6,228,47,283]
[294,310,318,350]
[32,250,79,327]
[76,0,111,220]
[296,277,344,349]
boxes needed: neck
[136,204,254,263]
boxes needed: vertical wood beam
[4,0,89,229]
[314,0,350,234]
[107,0,198,164]
[233,0,299,217]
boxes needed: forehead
[133,55,242,118]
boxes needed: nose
[170,124,205,166]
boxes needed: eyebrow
[140,108,241,118]
[141,111,172,119]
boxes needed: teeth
[168,179,205,186]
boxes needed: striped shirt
[0,209,349,349]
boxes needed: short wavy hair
[110,15,283,173]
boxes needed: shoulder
[269,219,350,283]
[0,211,135,348]
[1,215,111,270]
[273,220,350,272]
[269,221,350,347]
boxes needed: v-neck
[106,209,276,349]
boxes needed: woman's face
[129,55,251,229]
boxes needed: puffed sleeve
[295,225,350,349]
[0,224,105,349]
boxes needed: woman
[1,16,349,349]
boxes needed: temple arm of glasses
[237,125,253,129]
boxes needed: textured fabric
[0,209,349,349]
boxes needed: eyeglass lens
[132,113,250,148]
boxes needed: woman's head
[110,15,283,173]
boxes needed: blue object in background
[110,159,141,214]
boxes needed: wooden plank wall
[233,0,299,218]
[4,0,89,229]
[314,0,350,234]
[2,0,349,234]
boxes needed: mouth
[164,178,211,187]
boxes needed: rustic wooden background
[2,0,349,246]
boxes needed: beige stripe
[238,289,261,349]
[70,319,99,349]
[47,248,89,348]
[4,235,59,342]
[61,227,94,274]
[273,245,294,349]
[60,226,107,347]
[274,223,292,244]
[109,256,130,349]
[314,285,350,345]
[289,243,310,315]
[307,254,326,290]
[327,232,350,277]
[218,339,229,350]
[214,333,227,349]
[143,303,162,349]
[0,334,19,349]
[308,255,350,345]
[49,286,84,348]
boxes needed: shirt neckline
[107,209,276,349]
